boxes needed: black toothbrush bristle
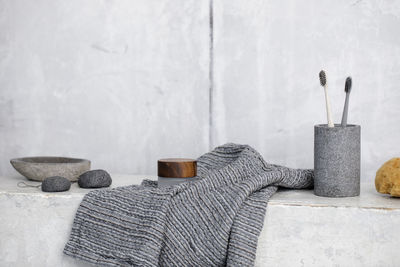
[345,77,352,93]
[319,70,326,86]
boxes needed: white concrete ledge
[256,185,400,267]
[1,175,399,267]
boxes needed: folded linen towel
[64,143,313,266]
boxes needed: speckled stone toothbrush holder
[314,124,361,197]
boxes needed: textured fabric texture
[64,143,313,266]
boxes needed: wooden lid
[158,158,197,178]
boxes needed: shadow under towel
[64,143,313,266]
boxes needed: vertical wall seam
[209,0,214,150]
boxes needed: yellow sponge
[375,158,400,197]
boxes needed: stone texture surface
[0,0,210,177]
[314,124,360,197]
[10,157,90,182]
[375,158,400,197]
[256,187,400,267]
[212,0,400,182]
[1,0,400,183]
[78,169,112,188]
[41,176,71,192]
[1,175,399,267]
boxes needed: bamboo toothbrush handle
[324,86,334,127]
[341,93,350,127]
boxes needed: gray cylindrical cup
[314,124,361,197]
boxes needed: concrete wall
[211,0,400,182]
[0,0,211,175]
[1,0,400,181]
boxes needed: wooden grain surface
[157,159,197,178]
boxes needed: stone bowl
[10,157,91,182]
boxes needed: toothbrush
[319,70,334,127]
[341,77,352,127]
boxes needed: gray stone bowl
[10,157,91,182]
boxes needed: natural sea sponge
[375,158,400,197]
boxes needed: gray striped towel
[64,143,313,266]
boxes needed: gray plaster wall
[1,0,399,181]
[0,0,211,176]
[211,0,400,182]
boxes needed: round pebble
[78,170,112,188]
[41,176,71,192]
